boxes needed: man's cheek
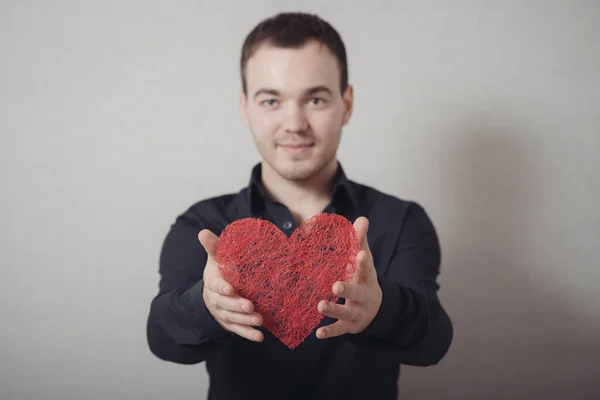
[257,116,279,135]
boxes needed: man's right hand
[198,229,264,342]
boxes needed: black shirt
[146,162,453,400]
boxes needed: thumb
[352,217,374,281]
[352,250,371,282]
[198,229,218,262]
[353,216,369,250]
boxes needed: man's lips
[278,143,314,148]
[278,143,314,154]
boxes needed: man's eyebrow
[304,85,333,96]
[252,86,334,99]
[253,88,280,99]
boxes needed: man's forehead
[245,41,340,94]
[251,39,331,56]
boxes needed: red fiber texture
[215,213,359,350]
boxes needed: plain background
[1,1,599,399]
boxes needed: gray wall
[1,1,598,399]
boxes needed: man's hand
[316,216,383,339]
[198,229,264,342]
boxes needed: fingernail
[321,302,328,312]
[320,330,327,338]
[337,283,344,294]
[242,304,249,312]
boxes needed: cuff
[362,278,407,337]
[185,279,231,341]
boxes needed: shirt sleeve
[146,212,234,365]
[357,202,453,366]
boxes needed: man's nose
[283,104,308,133]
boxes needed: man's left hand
[316,216,383,339]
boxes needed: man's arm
[146,214,232,365]
[316,203,452,366]
[359,203,453,366]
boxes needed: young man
[147,12,453,400]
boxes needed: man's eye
[261,99,278,107]
[309,98,326,105]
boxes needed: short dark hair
[240,12,348,95]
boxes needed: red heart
[215,213,359,349]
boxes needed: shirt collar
[247,161,360,218]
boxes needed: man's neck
[260,159,338,225]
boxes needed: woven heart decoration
[215,213,359,349]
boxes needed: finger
[333,281,365,303]
[353,216,369,250]
[226,323,264,342]
[318,300,356,322]
[217,294,255,313]
[354,249,372,281]
[219,309,263,326]
[316,320,350,339]
[204,276,235,296]
[198,229,218,262]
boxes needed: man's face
[240,40,353,181]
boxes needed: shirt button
[282,221,293,230]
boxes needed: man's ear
[341,84,354,126]
[240,91,250,129]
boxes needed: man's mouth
[279,143,314,148]
[278,143,315,154]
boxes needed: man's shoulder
[348,180,438,245]
[174,189,248,232]
[349,179,423,218]
[187,192,240,214]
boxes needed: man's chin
[273,161,319,182]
